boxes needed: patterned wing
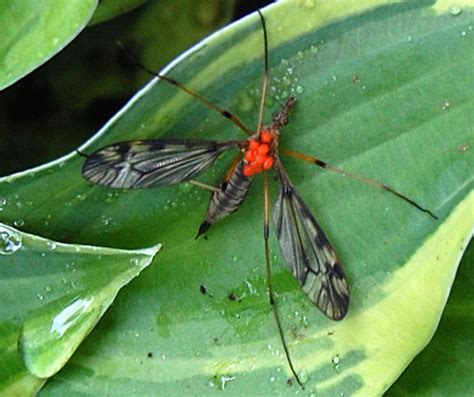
[273,163,349,320]
[81,139,238,188]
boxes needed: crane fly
[80,10,436,388]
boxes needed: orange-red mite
[243,130,275,177]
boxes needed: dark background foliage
[0,0,271,176]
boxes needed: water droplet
[47,242,57,251]
[296,85,304,94]
[36,294,44,300]
[52,297,94,337]
[15,201,23,208]
[13,218,25,227]
[281,75,292,87]
[442,100,450,111]
[0,197,6,206]
[52,37,60,45]
[310,45,318,54]
[332,354,340,365]
[458,143,469,152]
[130,257,139,266]
[407,36,412,42]
[309,392,317,397]
[232,256,238,262]
[0,227,22,255]
[461,30,467,36]
[449,5,462,16]
[269,376,276,383]
[45,285,52,293]
[280,90,289,99]
[298,371,308,383]
[102,217,111,226]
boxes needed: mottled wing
[273,164,349,320]
[82,139,238,188]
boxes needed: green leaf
[0,0,98,89]
[386,238,474,396]
[0,224,160,396]
[88,0,146,25]
[0,0,472,395]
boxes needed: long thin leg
[191,151,243,194]
[281,148,438,219]
[256,10,269,134]
[117,42,253,136]
[262,171,304,389]
[188,180,219,192]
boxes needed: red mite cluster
[242,130,274,177]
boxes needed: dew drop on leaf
[0,226,22,255]
[298,370,308,383]
[13,219,25,227]
[449,6,462,16]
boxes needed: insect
[80,10,436,388]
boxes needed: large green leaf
[386,238,474,396]
[0,224,160,396]
[0,0,98,89]
[0,0,472,395]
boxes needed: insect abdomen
[197,160,252,237]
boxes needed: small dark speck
[287,378,293,386]
[200,284,208,294]
[352,75,361,84]
[204,236,208,240]
[328,330,335,336]
[147,352,153,358]
[228,293,237,301]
